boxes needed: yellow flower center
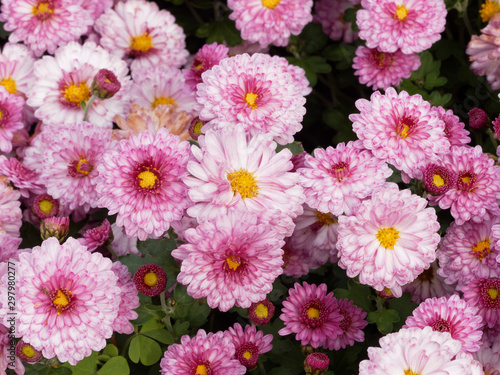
[21,344,36,358]
[472,238,490,261]
[433,174,445,187]
[254,303,268,319]
[0,110,3,120]
[243,351,252,360]
[76,158,90,175]
[461,175,471,184]
[396,4,409,21]
[245,92,259,109]
[404,370,419,375]
[193,120,203,135]
[376,227,400,250]
[399,123,410,138]
[262,0,280,9]
[52,289,71,314]
[62,83,91,105]
[39,199,54,215]
[152,96,176,109]
[32,1,53,19]
[383,287,393,296]
[227,169,259,199]
[488,287,499,300]
[130,33,153,53]
[226,256,241,271]
[144,272,158,287]
[0,77,17,94]
[138,170,157,189]
[315,210,337,226]
[480,0,500,22]
[195,364,208,375]
[307,307,320,319]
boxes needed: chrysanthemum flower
[15,237,121,365]
[353,46,421,90]
[91,68,121,100]
[110,222,141,257]
[337,183,440,295]
[325,298,368,350]
[462,276,500,328]
[0,156,44,198]
[269,55,312,96]
[404,294,484,353]
[172,211,285,312]
[423,163,458,196]
[95,0,189,72]
[475,344,500,375]
[196,53,307,145]
[0,86,25,154]
[0,324,24,374]
[432,105,471,146]
[356,0,447,54]
[314,0,357,43]
[81,0,112,21]
[32,193,59,220]
[97,128,190,241]
[0,233,22,263]
[225,323,273,370]
[279,282,343,348]
[133,264,167,297]
[78,219,112,252]
[40,216,70,242]
[469,107,489,131]
[184,42,229,91]
[350,88,450,181]
[0,0,93,56]
[248,299,275,326]
[304,352,330,375]
[0,183,22,237]
[228,0,313,48]
[282,237,312,277]
[110,261,139,334]
[16,340,42,363]
[184,128,304,237]
[160,329,246,375]
[26,41,131,128]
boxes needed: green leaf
[129,335,163,366]
[333,279,375,313]
[62,352,98,375]
[128,336,141,364]
[137,237,177,257]
[25,364,72,375]
[297,23,328,54]
[388,292,419,331]
[142,328,175,345]
[173,320,190,337]
[97,356,130,375]
[102,344,119,358]
[141,318,165,333]
[195,18,242,46]
[275,141,305,155]
[367,309,400,334]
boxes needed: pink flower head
[160,329,246,375]
[0,183,22,237]
[96,128,191,241]
[0,233,22,263]
[463,276,500,328]
[110,261,139,334]
[432,105,471,147]
[110,222,141,257]
[172,211,285,312]
[304,352,329,375]
[228,0,313,48]
[133,264,167,297]
[325,298,368,350]
[196,53,307,145]
[0,0,93,56]
[269,55,312,96]
[95,0,189,72]
[350,88,450,180]
[40,216,70,242]
[279,282,343,348]
[475,343,500,375]
[356,0,447,54]
[0,42,35,98]
[91,68,121,100]
[353,46,421,90]
[0,86,25,154]
[337,183,440,295]
[423,163,458,196]
[314,0,357,43]
[469,107,489,131]
[184,42,229,91]
[16,340,42,363]
[224,323,273,370]
[494,116,500,139]
[78,219,112,252]
[282,237,311,278]
[248,299,275,326]
[32,193,59,220]
[0,156,44,198]
[0,324,24,374]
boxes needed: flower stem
[83,95,97,122]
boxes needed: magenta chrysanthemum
[78,219,112,252]
[462,276,500,328]
[15,237,121,365]
[404,294,484,353]
[0,183,22,237]
[337,183,440,295]
[279,282,343,348]
[96,128,190,241]
[353,46,421,90]
[314,0,357,42]
[133,264,167,297]
[224,323,273,370]
[356,0,447,54]
[248,299,275,326]
[172,211,285,312]
[110,261,139,335]
[160,329,246,375]
[432,105,471,147]
[196,53,307,145]
[228,0,313,48]
[0,86,25,154]
[32,193,59,220]
[423,163,458,196]
[184,42,229,91]
[325,298,368,350]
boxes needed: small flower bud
[91,69,121,100]
[133,264,167,297]
[32,193,59,220]
[248,298,275,326]
[304,352,329,375]
[468,107,489,131]
[493,116,500,139]
[40,217,70,242]
[188,117,205,141]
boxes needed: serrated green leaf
[142,328,175,345]
[102,344,119,358]
[367,309,400,334]
[173,320,190,337]
[334,279,375,313]
[97,356,130,375]
[388,292,418,331]
[275,141,304,155]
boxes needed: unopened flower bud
[91,69,121,100]
[40,216,69,242]
[304,352,329,375]
[468,107,489,131]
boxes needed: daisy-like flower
[404,294,484,353]
[349,88,450,180]
[32,193,59,220]
[95,0,189,72]
[462,276,500,328]
[14,237,121,365]
[133,264,167,297]
[0,86,25,154]
[78,219,112,252]
[298,141,392,216]
[423,163,458,196]
[160,329,246,375]
[279,282,343,348]
[325,298,368,350]
[432,105,471,147]
[16,340,42,364]
[337,183,440,295]
[96,127,191,241]
[196,53,307,145]
[475,343,500,375]
[248,299,275,326]
[353,46,421,90]
[228,0,313,48]
[356,0,447,54]
[184,128,304,237]
[0,156,44,198]
[314,0,357,43]
[0,183,22,237]
[184,42,229,91]
[427,145,500,225]
[26,41,131,128]
[224,323,273,370]
[438,217,500,290]
[110,261,139,334]
[172,211,285,312]
[0,0,93,56]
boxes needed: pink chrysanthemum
[78,219,112,252]
[298,141,392,216]
[427,145,500,225]
[0,233,22,263]
[282,237,312,277]
[349,88,450,180]
[337,183,440,295]
[0,324,24,374]
[96,128,190,241]
[248,299,275,326]
[0,183,22,237]
[184,128,304,237]
[305,352,330,375]
[431,105,471,147]
[95,0,189,72]
[81,0,112,21]
[15,237,121,365]
[269,55,312,96]
[26,41,131,128]
[475,344,500,375]
[279,282,342,348]
[172,211,285,312]
[110,222,141,257]
[0,156,44,198]
[437,217,500,290]
[225,323,273,370]
[184,42,229,91]
[462,276,500,328]
[110,261,139,334]
[196,53,307,145]
[423,163,458,196]
[160,329,246,375]
[314,0,357,43]
[0,86,25,154]
[228,0,313,48]
[0,0,93,56]
[404,294,484,353]
[325,298,368,350]
[353,46,421,90]
[356,0,447,54]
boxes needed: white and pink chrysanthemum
[432,105,471,147]
[26,41,131,128]
[0,0,93,56]
[0,324,24,375]
[404,294,484,353]
[463,276,500,329]
[196,53,307,145]
[95,0,189,72]
[0,156,44,198]
[356,0,447,54]
[475,343,500,375]
[282,238,311,278]
[353,46,421,90]
[160,330,246,375]
[78,219,112,252]
[110,261,139,334]
[337,183,440,295]
[15,237,121,365]
[325,298,368,350]
[228,0,313,48]
[314,0,358,43]
[96,127,191,241]
[172,211,285,312]
[269,55,312,96]
[224,323,273,370]
[349,88,450,180]
[0,234,22,263]
[298,141,392,216]
[428,145,500,225]
[184,42,229,92]
[110,222,141,257]
[0,86,25,154]
[0,183,22,237]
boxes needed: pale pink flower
[0,324,24,375]
[432,106,471,147]
[282,238,311,278]
[110,223,141,257]
[269,55,312,96]
[184,42,229,91]
[110,261,139,335]
[224,323,273,370]
[325,298,368,350]
[0,86,25,154]
[0,233,22,263]
[314,0,358,43]
[475,344,500,375]
[0,156,44,198]
[0,183,22,237]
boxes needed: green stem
[160,291,176,337]
[83,95,97,122]
[486,127,499,150]
[463,10,474,36]
[258,359,267,375]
